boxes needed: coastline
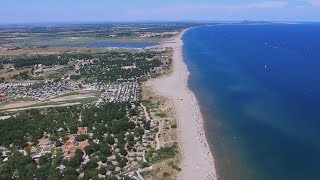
[145,28,218,180]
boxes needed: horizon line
[1,20,320,26]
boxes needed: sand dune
[146,29,218,180]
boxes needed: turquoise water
[183,24,320,180]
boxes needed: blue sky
[1,0,320,23]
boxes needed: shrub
[139,162,149,168]
[163,172,170,177]
[146,146,177,163]
[119,159,127,168]
[119,148,128,156]
[106,136,115,145]
[155,112,167,118]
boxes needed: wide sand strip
[146,29,218,180]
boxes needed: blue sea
[183,24,320,180]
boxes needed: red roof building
[77,127,88,135]
[63,135,89,159]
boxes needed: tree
[68,154,83,168]
[75,149,84,158]
[91,143,100,152]
[135,127,144,136]
[116,133,125,145]
[144,121,151,130]
[70,74,81,80]
[139,162,149,169]
[127,142,134,151]
[116,154,121,162]
[129,108,138,116]
[63,175,78,180]
[105,136,115,145]
[128,122,136,129]
[48,168,63,180]
[99,167,108,175]
[35,164,50,179]
[83,169,99,180]
[69,124,77,134]
[126,134,134,142]
[118,159,127,168]
[85,146,94,155]
[106,164,115,171]
[83,159,98,171]
[75,134,88,141]
[39,154,50,166]
[25,163,37,178]
[105,175,118,180]
[63,167,78,177]
[100,144,112,156]
[0,152,35,178]
[99,154,107,163]
[119,148,128,156]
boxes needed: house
[31,138,55,162]
[77,127,88,135]
[63,135,89,159]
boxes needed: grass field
[0,90,102,112]
[0,65,32,82]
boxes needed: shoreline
[145,28,218,179]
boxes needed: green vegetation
[79,51,162,83]
[0,23,194,47]
[11,70,30,80]
[0,107,79,147]
[47,65,73,79]
[0,55,69,68]
[0,102,155,178]
[0,23,185,179]
[171,124,177,129]
[163,172,170,178]
[145,146,177,163]
[155,111,167,118]
[1,50,165,84]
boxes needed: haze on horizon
[1,0,320,24]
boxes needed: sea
[183,23,320,180]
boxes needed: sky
[1,0,320,23]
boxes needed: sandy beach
[145,29,218,180]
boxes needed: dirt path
[140,103,161,150]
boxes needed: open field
[0,47,105,56]
[0,90,100,112]
[4,102,81,112]
[0,23,192,47]
[0,67,32,82]
[19,37,162,46]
